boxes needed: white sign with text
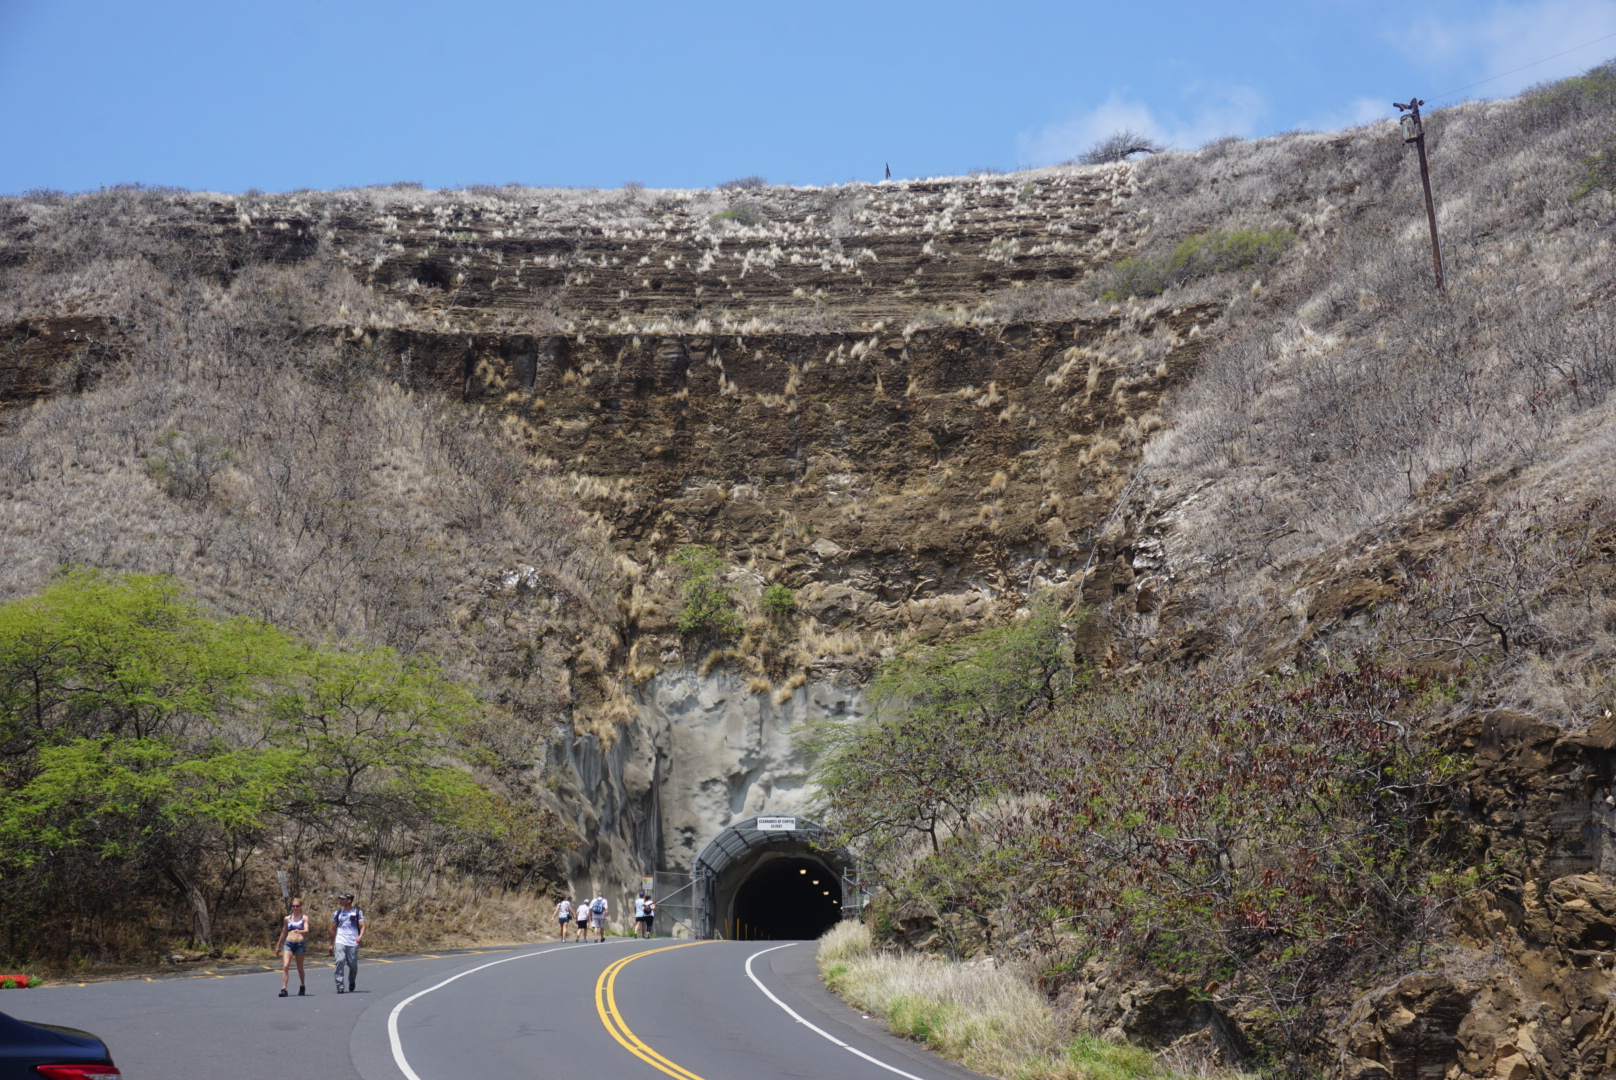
[754,816,797,832]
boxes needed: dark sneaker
[298,986,306,996]
[279,988,288,997]
[337,987,345,994]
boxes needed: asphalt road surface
[20,939,990,1080]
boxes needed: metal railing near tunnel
[650,870,695,938]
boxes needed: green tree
[0,570,571,953]
[672,545,742,637]
[265,645,482,816]
[0,738,301,945]
[807,601,1071,861]
[0,569,298,752]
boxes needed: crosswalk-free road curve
[29,939,990,1080]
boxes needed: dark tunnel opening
[729,857,842,940]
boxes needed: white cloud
[1017,85,1266,167]
[1405,0,1616,100]
[1016,2,1616,168]
[1348,96,1396,125]
[1305,95,1397,134]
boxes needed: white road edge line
[387,941,613,1080]
[744,942,933,1080]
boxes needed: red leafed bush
[998,657,1471,1066]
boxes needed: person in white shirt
[634,893,649,938]
[555,896,573,940]
[329,892,365,993]
[589,893,609,942]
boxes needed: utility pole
[1394,97,1445,292]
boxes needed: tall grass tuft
[816,923,1214,1080]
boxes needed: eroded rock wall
[545,668,864,901]
[348,306,1216,662]
[1334,713,1616,1080]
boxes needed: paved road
[18,939,989,1080]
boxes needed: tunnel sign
[755,816,797,832]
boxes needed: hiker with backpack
[634,892,649,938]
[329,892,365,993]
[589,892,608,942]
[634,893,657,938]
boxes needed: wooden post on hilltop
[1394,97,1445,292]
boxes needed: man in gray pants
[329,893,365,993]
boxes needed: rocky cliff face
[369,305,1215,639]
[301,176,1211,907]
[1,171,1179,910]
[5,172,1179,666]
[547,668,864,898]
[1326,711,1616,1080]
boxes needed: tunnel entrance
[692,815,854,940]
[730,856,843,940]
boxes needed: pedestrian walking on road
[589,892,609,942]
[330,892,366,993]
[555,896,573,941]
[635,894,657,938]
[575,896,590,938]
[276,898,309,997]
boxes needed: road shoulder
[760,942,994,1080]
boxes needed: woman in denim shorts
[276,898,310,997]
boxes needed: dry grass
[292,858,565,954]
[0,263,625,736]
[2,162,1142,336]
[1081,65,1616,694]
[817,924,1229,1080]
[0,254,632,962]
[23,858,563,977]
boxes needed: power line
[1431,29,1616,102]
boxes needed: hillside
[3,162,1181,667]
[3,61,1616,1076]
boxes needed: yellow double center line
[595,942,715,1080]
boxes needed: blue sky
[2,0,1613,194]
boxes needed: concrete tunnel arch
[693,815,854,940]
